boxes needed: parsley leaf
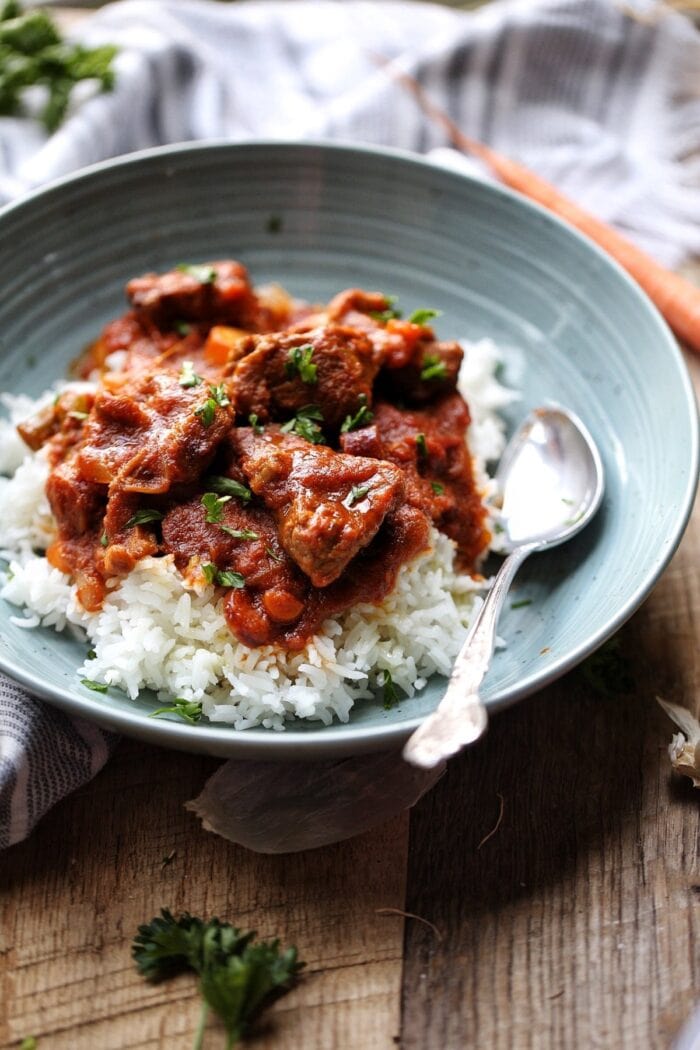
[266,546,283,562]
[416,432,428,459]
[179,360,202,387]
[174,320,191,337]
[431,481,445,495]
[284,343,317,384]
[420,354,447,381]
[132,910,303,1047]
[150,699,203,725]
[280,405,324,444]
[100,531,108,547]
[248,413,264,434]
[217,570,245,589]
[201,563,217,585]
[201,492,230,524]
[210,383,230,408]
[220,526,259,541]
[340,394,373,433]
[176,263,217,284]
[408,308,441,326]
[195,398,217,427]
[510,598,532,610]
[206,476,252,503]
[124,508,163,529]
[369,295,402,323]
[344,484,370,508]
[380,669,400,710]
[80,678,108,693]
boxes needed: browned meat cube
[231,429,405,587]
[379,339,463,404]
[77,372,233,493]
[126,260,258,328]
[46,457,104,537]
[232,324,379,430]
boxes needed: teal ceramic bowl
[0,141,697,758]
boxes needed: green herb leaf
[100,531,108,547]
[176,263,217,284]
[280,405,324,444]
[420,354,447,381]
[201,492,230,524]
[431,481,445,495]
[132,910,303,1047]
[174,320,191,337]
[125,508,163,529]
[248,413,264,434]
[210,382,230,407]
[206,476,252,503]
[178,360,202,387]
[266,546,283,562]
[510,598,532,610]
[369,295,401,323]
[416,432,428,459]
[216,570,245,589]
[86,648,96,660]
[195,398,217,427]
[220,526,259,541]
[285,343,317,384]
[81,678,108,693]
[380,669,400,710]
[408,308,441,326]
[150,699,203,725]
[201,563,217,585]
[19,1037,37,1050]
[340,393,373,433]
[344,484,370,508]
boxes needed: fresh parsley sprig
[420,354,447,381]
[206,477,252,503]
[340,394,373,434]
[132,909,303,1049]
[408,308,441,327]
[124,508,163,529]
[280,405,324,444]
[177,263,217,284]
[150,699,203,725]
[284,343,317,384]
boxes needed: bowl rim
[0,137,697,759]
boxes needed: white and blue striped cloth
[2,0,700,848]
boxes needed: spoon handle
[402,545,533,768]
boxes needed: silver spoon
[403,404,605,769]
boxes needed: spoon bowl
[403,405,605,769]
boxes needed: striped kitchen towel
[2,0,700,849]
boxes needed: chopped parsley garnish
[340,394,373,433]
[210,383,230,407]
[201,492,230,524]
[194,398,217,427]
[217,570,245,589]
[100,531,108,547]
[510,598,532,610]
[266,546,283,562]
[201,563,246,589]
[124,508,163,529]
[344,484,370,508]
[280,405,324,444]
[416,432,428,459]
[380,669,400,710]
[178,360,202,387]
[150,699,203,725]
[431,481,445,495]
[220,526,259,541]
[86,649,96,660]
[285,343,317,384]
[206,476,252,503]
[408,308,441,326]
[132,909,303,1047]
[81,678,108,693]
[248,413,264,434]
[420,354,447,381]
[19,1037,37,1050]
[370,295,402,323]
[174,320,191,337]
[176,263,217,284]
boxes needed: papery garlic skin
[658,697,700,788]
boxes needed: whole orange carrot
[390,65,700,355]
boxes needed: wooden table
[1,10,699,1045]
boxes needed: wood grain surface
[1,359,698,1049]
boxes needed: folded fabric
[2,0,699,849]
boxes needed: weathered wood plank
[0,741,409,1049]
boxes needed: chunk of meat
[77,371,233,493]
[379,338,462,404]
[126,260,260,329]
[230,428,405,587]
[46,456,104,537]
[341,394,490,569]
[232,325,379,430]
[17,387,94,452]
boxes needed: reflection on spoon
[403,404,605,769]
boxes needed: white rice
[0,339,516,730]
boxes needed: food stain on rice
[0,338,516,730]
